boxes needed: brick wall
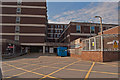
[103,51,119,61]
[70,51,119,62]
[81,51,103,62]
[70,54,81,59]
[99,26,119,35]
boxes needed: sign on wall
[92,42,94,46]
[113,40,119,48]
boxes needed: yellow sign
[113,40,119,48]
[92,42,94,46]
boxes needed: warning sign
[92,42,94,46]
[113,40,119,48]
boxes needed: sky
[47,2,118,24]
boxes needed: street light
[94,16,103,51]
[94,16,103,35]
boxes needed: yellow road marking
[3,60,119,78]
[5,65,49,78]
[3,68,15,73]
[2,61,59,73]
[85,60,118,67]
[84,62,95,80]
[39,60,81,80]
[91,70,119,75]
[3,62,58,79]
[2,62,34,72]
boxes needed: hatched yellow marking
[3,62,60,79]
[39,60,81,80]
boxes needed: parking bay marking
[3,61,119,78]
[84,62,95,80]
[3,62,62,80]
[39,60,81,80]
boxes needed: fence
[82,34,119,51]
[69,38,82,55]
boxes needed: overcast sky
[47,2,118,24]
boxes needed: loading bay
[2,53,120,80]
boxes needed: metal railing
[82,34,119,51]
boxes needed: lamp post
[94,16,103,51]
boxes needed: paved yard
[1,53,120,80]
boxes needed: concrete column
[94,37,97,51]
[43,46,45,54]
[89,39,91,50]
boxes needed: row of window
[50,30,63,33]
[50,25,67,29]
[15,0,22,41]
[50,34,60,38]
[76,25,95,33]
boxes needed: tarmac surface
[1,53,120,80]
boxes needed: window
[51,25,53,28]
[16,16,20,23]
[17,0,22,5]
[61,25,63,28]
[58,25,60,28]
[51,30,53,33]
[16,8,21,13]
[57,34,59,38]
[15,35,19,41]
[59,30,61,33]
[64,25,67,29]
[15,26,20,32]
[54,34,56,38]
[55,30,57,33]
[55,25,57,28]
[76,25,81,33]
[99,27,101,32]
[103,27,106,30]
[91,26,95,33]
[50,34,53,38]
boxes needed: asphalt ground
[1,53,120,80]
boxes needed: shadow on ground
[2,53,57,61]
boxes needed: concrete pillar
[43,46,45,54]
[94,37,97,51]
[89,39,91,50]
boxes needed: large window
[91,26,95,33]
[76,25,81,33]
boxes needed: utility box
[57,47,67,56]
